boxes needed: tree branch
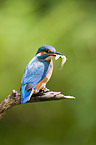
[0,89,75,119]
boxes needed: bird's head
[36,45,63,59]
[36,45,67,69]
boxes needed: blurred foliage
[0,0,96,145]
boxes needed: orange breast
[35,59,53,93]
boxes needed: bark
[0,89,75,119]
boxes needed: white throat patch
[36,53,41,56]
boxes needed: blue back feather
[21,56,50,103]
[21,84,31,104]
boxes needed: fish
[55,54,67,69]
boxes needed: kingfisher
[21,45,66,104]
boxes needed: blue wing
[21,56,50,104]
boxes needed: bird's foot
[42,88,50,92]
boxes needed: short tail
[21,84,32,104]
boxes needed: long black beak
[49,51,64,58]
[54,51,63,56]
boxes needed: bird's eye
[46,50,50,53]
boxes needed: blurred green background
[0,0,96,145]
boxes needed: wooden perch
[0,89,75,119]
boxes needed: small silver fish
[55,54,67,69]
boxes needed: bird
[21,45,66,104]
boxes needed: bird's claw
[41,88,50,92]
